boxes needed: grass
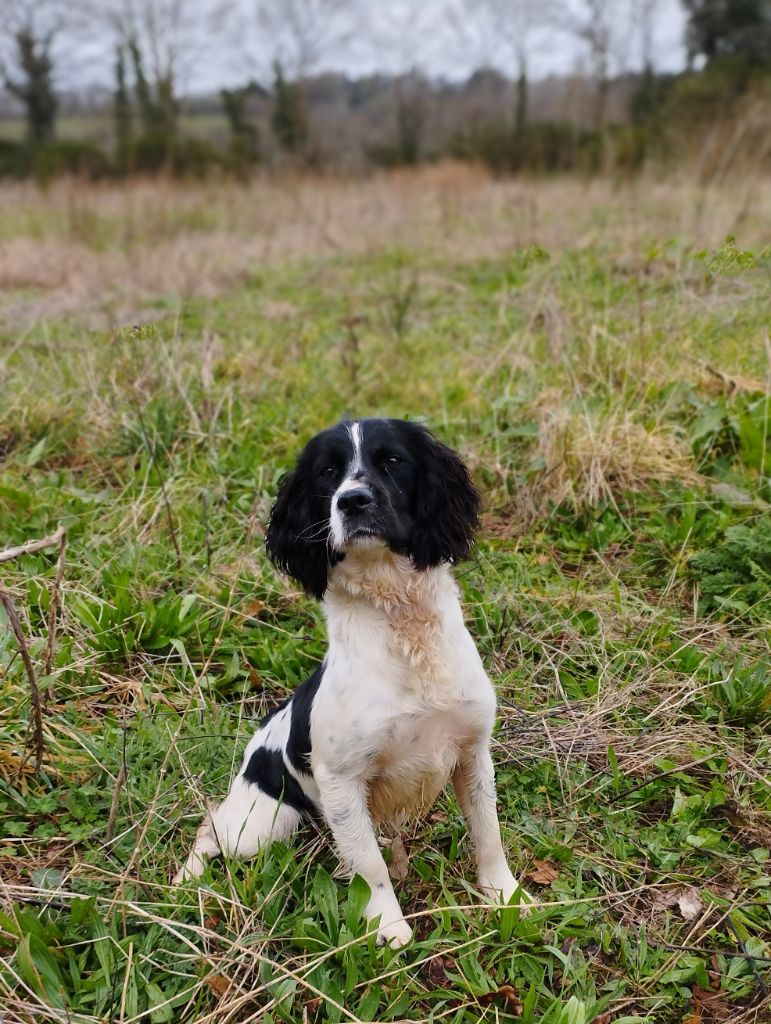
[0,166,770,1024]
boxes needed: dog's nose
[337,487,374,514]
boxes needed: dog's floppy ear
[409,427,480,569]
[265,462,330,600]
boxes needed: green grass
[0,177,770,1024]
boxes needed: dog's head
[265,419,480,598]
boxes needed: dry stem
[0,590,45,771]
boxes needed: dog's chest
[366,698,491,821]
[314,553,497,821]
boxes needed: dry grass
[524,396,701,512]
[2,165,771,329]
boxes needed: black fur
[264,435,340,599]
[407,425,480,570]
[243,746,318,815]
[285,664,323,775]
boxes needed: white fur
[315,548,524,943]
[175,544,528,945]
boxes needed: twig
[132,396,182,573]
[43,527,67,681]
[727,916,770,996]
[662,943,771,965]
[607,752,718,805]
[0,525,65,565]
[201,492,211,571]
[106,728,129,845]
[0,590,44,771]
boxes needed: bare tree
[0,0,63,144]
[246,0,356,159]
[75,0,232,137]
[366,1,437,165]
[456,0,559,133]
[635,0,665,73]
[560,0,633,131]
[251,0,356,82]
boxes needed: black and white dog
[174,418,527,946]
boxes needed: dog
[174,418,527,947]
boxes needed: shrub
[0,139,28,177]
[446,119,604,175]
[0,139,110,180]
[30,140,111,182]
[690,516,771,619]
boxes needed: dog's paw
[479,870,537,913]
[374,915,413,949]
[366,894,413,949]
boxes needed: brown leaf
[203,914,222,930]
[387,835,410,881]
[692,984,732,1022]
[303,996,323,1022]
[677,887,703,922]
[526,859,560,886]
[205,973,231,998]
[243,599,266,620]
[426,954,455,988]
[478,986,523,1015]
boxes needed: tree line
[1,0,770,179]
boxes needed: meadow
[0,166,770,1023]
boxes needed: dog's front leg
[452,744,529,906]
[315,765,412,948]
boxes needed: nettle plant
[690,516,771,621]
[71,566,206,664]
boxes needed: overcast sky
[194,0,688,92]
[36,0,689,97]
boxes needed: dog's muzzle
[334,484,385,545]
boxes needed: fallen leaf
[526,859,560,885]
[203,914,222,930]
[478,985,523,1015]
[677,887,703,922]
[426,954,454,988]
[692,984,732,1022]
[708,952,722,989]
[303,996,323,1022]
[387,835,409,881]
[243,599,266,620]
[205,973,230,998]
[497,985,522,1011]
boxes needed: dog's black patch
[286,664,323,774]
[243,746,317,815]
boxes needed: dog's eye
[320,465,338,479]
[384,455,403,467]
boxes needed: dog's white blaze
[348,420,363,474]
[330,421,366,549]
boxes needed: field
[0,166,770,1024]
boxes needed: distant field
[1,167,769,1023]
[0,112,229,145]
